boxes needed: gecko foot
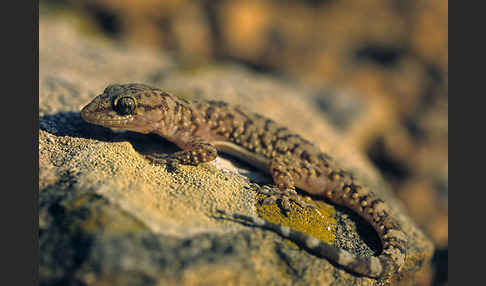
[144,153,180,171]
[252,184,316,215]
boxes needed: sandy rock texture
[39,18,433,286]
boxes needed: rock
[39,18,433,286]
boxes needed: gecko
[81,83,406,278]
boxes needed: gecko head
[81,83,171,134]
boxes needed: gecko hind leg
[145,139,218,170]
[257,158,317,214]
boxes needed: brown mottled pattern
[81,83,407,278]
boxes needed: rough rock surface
[39,18,433,286]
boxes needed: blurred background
[40,0,447,284]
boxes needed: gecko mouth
[87,117,133,127]
[81,107,134,128]
[81,106,153,134]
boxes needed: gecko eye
[113,96,137,115]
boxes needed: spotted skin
[81,83,407,278]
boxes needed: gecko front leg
[146,139,218,168]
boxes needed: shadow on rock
[39,111,180,160]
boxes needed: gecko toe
[255,184,317,215]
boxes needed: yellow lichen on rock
[255,193,336,246]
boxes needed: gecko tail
[216,209,392,278]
